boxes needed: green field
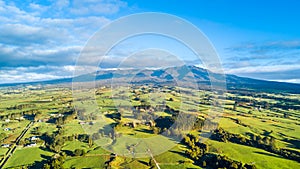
[4,147,53,168]
[63,155,110,168]
[208,139,300,169]
[0,85,299,168]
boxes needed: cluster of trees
[2,106,76,124]
[132,98,210,136]
[131,104,178,121]
[77,111,100,121]
[192,116,219,131]
[42,131,65,153]
[100,124,123,140]
[200,153,256,169]
[211,128,300,162]
[43,152,66,169]
[182,134,256,169]
[154,116,174,131]
[131,105,157,122]
[74,148,86,156]
[154,112,217,137]
[172,114,197,131]
[227,91,300,115]
[211,128,277,150]
[7,103,36,110]
[0,133,7,143]
[42,128,92,153]
[183,134,208,160]
[53,109,77,126]
[39,131,93,168]
[160,127,183,138]
[0,111,26,121]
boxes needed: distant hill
[1,65,300,94]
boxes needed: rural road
[0,121,34,168]
[148,149,161,169]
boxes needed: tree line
[182,134,257,169]
[211,128,300,162]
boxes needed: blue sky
[0,0,300,84]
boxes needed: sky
[0,0,300,84]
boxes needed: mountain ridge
[1,65,300,94]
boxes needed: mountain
[1,65,300,94]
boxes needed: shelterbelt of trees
[182,134,257,169]
[210,128,300,163]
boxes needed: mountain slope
[1,65,300,94]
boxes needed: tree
[148,159,156,168]
[152,127,159,134]
[52,144,61,153]
[74,149,86,156]
[230,163,239,169]
[88,136,93,148]
[233,101,238,111]
[43,164,51,169]
[202,161,207,167]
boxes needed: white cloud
[0,1,114,68]
[275,79,300,84]
[0,64,106,84]
[0,73,62,84]
[70,0,127,15]
[0,0,133,83]
[221,40,300,83]
[0,66,70,84]
[225,64,300,74]
[29,3,49,15]
[55,0,70,10]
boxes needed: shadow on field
[138,160,149,165]
[134,128,153,134]
[271,124,295,131]
[170,150,189,158]
[278,132,300,149]
[63,150,74,156]
[284,138,300,149]
[27,154,51,169]
[39,146,51,152]
[40,154,51,161]
[254,151,281,158]
[262,130,273,136]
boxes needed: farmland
[0,84,299,169]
